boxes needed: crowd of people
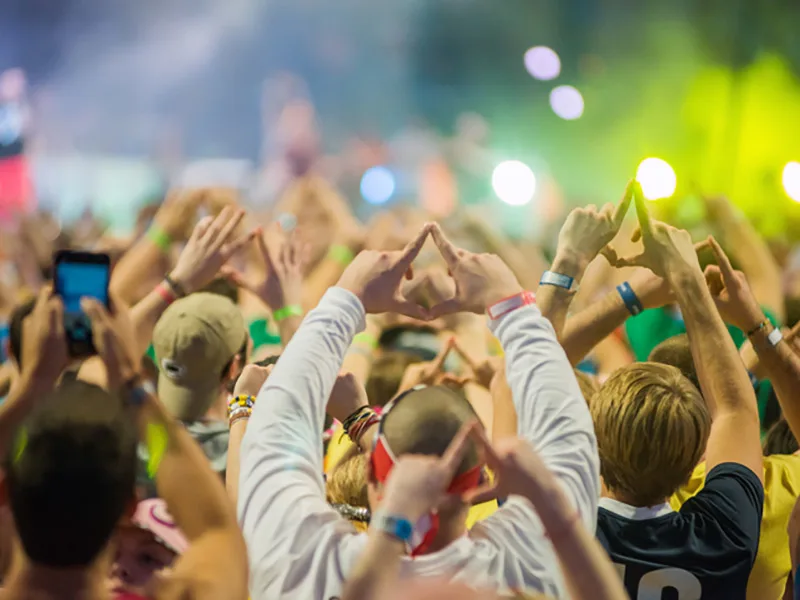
[0,171,798,600]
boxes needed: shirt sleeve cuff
[488,304,543,340]
[323,287,367,333]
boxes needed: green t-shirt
[624,305,779,362]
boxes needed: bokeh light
[636,158,677,200]
[783,161,800,203]
[524,46,561,81]
[360,166,396,205]
[491,161,536,206]
[549,85,584,120]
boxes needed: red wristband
[486,291,536,320]
[155,282,177,305]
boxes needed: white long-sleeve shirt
[238,288,599,600]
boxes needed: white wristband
[486,291,536,320]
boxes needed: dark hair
[763,418,799,456]
[785,295,800,329]
[200,277,240,305]
[4,380,138,567]
[223,339,254,394]
[365,351,423,407]
[648,334,701,394]
[8,297,36,368]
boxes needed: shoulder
[681,462,764,545]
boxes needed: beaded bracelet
[342,406,372,432]
[228,395,256,415]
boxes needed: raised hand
[336,224,432,319]
[169,206,260,295]
[426,224,523,317]
[606,183,704,281]
[559,180,634,267]
[326,372,370,424]
[704,236,764,332]
[380,421,478,522]
[463,427,550,506]
[20,287,70,390]
[450,341,502,389]
[397,338,463,392]
[233,363,273,398]
[153,188,208,242]
[223,224,306,311]
[81,295,140,390]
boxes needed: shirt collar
[599,497,674,520]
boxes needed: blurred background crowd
[3,0,800,237]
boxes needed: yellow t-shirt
[325,425,498,528]
[671,455,800,600]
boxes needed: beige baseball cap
[153,293,246,421]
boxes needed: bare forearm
[130,289,171,358]
[536,252,587,338]
[277,315,303,346]
[674,272,755,416]
[561,291,629,366]
[111,239,170,305]
[226,420,247,507]
[303,259,348,311]
[751,329,800,440]
[0,377,42,463]
[718,213,784,321]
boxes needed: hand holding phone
[53,250,110,357]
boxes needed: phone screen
[54,256,110,355]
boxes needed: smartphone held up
[53,250,110,357]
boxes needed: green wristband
[273,304,303,323]
[147,225,173,253]
[328,244,355,266]
[353,332,379,349]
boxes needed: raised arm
[223,225,307,345]
[560,268,672,365]
[612,190,762,480]
[703,194,785,323]
[427,223,600,529]
[703,245,800,444]
[467,429,628,600]
[81,298,248,600]
[537,182,633,338]
[237,227,431,599]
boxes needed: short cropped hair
[648,334,701,393]
[382,385,479,477]
[591,363,711,506]
[4,380,138,567]
[366,351,423,407]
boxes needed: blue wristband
[616,282,644,316]
[540,271,577,291]
[372,511,413,544]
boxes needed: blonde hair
[326,454,370,532]
[574,369,599,407]
[591,362,711,506]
